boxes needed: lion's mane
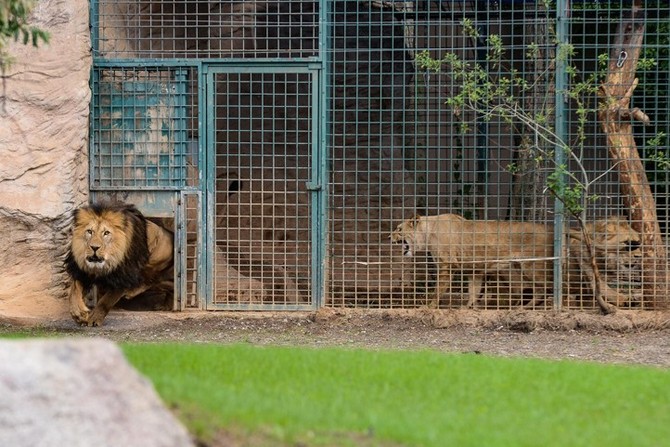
[65,202,151,292]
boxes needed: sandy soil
[3,308,670,368]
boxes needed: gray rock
[0,338,194,447]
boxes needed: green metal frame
[203,63,325,311]
[553,0,569,311]
[89,67,191,192]
[90,60,204,310]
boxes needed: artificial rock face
[0,0,91,319]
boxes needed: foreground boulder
[0,338,194,447]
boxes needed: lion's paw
[86,309,107,327]
[70,308,90,326]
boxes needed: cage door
[206,67,322,310]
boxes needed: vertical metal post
[553,0,570,311]
[90,0,99,58]
[309,69,324,309]
[174,193,185,311]
[89,68,100,192]
[174,69,188,187]
[475,1,490,219]
[314,0,332,308]
[203,66,216,310]
[197,63,207,310]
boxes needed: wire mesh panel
[561,1,670,310]
[325,0,670,312]
[94,0,319,60]
[176,191,202,310]
[91,67,197,190]
[209,69,317,309]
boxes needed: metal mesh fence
[91,1,670,312]
[325,0,668,311]
[90,66,197,189]
[210,70,315,309]
[178,191,202,310]
[94,0,319,59]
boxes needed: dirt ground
[2,307,670,368]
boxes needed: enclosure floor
[3,308,669,367]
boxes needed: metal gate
[204,65,324,310]
[90,0,327,311]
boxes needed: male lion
[65,202,174,326]
[390,214,642,312]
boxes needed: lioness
[65,202,174,327]
[390,214,554,308]
[390,214,642,312]
[566,217,642,307]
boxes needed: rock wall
[0,338,194,446]
[0,0,91,320]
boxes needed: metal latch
[305,181,322,191]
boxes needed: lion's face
[588,219,642,253]
[70,207,132,276]
[588,218,643,280]
[390,216,424,257]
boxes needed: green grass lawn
[122,343,670,447]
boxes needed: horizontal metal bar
[90,187,200,192]
[94,57,322,67]
[205,304,317,312]
[93,59,201,68]
[205,63,322,74]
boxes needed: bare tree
[597,0,669,309]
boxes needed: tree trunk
[509,134,548,222]
[597,0,668,309]
[509,10,552,222]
